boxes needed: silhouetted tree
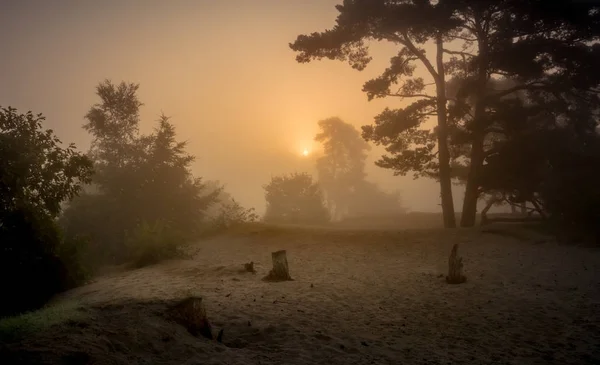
[476,92,600,238]
[291,0,600,228]
[263,173,330,225]
[435,1,600,226]
[0,106,93,317]
[61,80,218,263]
[291,0,463,227]
[314,117,370,220]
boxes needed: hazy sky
[1,0,469,214]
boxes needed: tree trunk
[461,22,490,228]
[263,250,293,282]
[461,132,484,227]
[480,196,498,226]
[435,35,457,229]
[446,244,466,284]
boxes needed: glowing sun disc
[302,148,309,156]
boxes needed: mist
[2,2,600,364]
[0,0,457,215]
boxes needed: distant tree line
[262,117,405,226]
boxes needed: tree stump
[263,250,293,282]
[446,244,466,284]
[244,261,256,273]
[167,296,213,339]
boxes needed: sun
[302,148,310,157]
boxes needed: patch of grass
[0,300,86,343]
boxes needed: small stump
[446,244,466,284]
[244,261,256,273]
[167,296,213,339]
[263,250,293,282]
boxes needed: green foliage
[60,80,219,265]
[0,107,93,318]
[55,235,93,288]
[0,107,93,217]
[361,101,439,179]
[126,220,187,268]
[200,180,258,231]
[263,172,330,225]
[210,199,259,230]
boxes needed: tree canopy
[1,106,93,317]
[61,80,219,263]
[291,0,600,227]
[314,117,370,220]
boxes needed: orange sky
[1,0,468,213]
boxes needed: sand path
[8,228,600,364]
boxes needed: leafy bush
[59,191,129,265]
[263,172,330,225]
[126,220,187,268]
[55,235,93,287]
[210,198,259,230]
[0,106,93,318]
[0,208,64,317]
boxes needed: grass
[0,300,87,343]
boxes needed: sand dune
[2,226,599,364]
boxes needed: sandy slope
[3,226,600,364]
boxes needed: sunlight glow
[302,148,310,157]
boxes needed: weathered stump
[167,296,213,339]
[263,250,293,282]
[244,261,256,273]
[446,244,466,284]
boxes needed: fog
[0,0,466,214]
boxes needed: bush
[126,220,187,268]
[1,106,93,317]
[55,235,93,288]
[210,198,259,230]
[0,207,73,318]
[264,172,330,225]
[0,207,90,318]
[59,191,130,265]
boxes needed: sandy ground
[2,226,600,364]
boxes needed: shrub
[126,220,187,268]
[263,172,330,225]
[210,198,259,230]
[1,106,93,317]
[55,235,93,288]
[0,207,67,317]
